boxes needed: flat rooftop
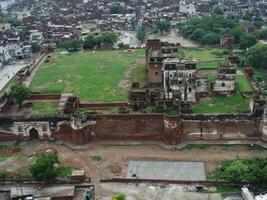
[0,64,27,96]
[127,161,207,181]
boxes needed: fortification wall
[90,114,164,142]
[182,120,261,140]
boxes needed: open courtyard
[30,49,146,102]
[28,47,254,114]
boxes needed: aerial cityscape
[0,0,267,199]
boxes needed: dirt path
[147,29,199,48]
[118,57,145,89]
[23,53,48,87]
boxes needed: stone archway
[29,128,39,140]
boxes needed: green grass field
[30,49,145,102]
[32,101,58,116]
[236,75,253,93]
[184,48,227,69]
[192,93,250,114]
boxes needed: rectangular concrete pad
[127,161,207,181]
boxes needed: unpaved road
[147,29,199,48]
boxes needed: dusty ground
[0,141,266,198]
[1,142,266,181]
[147,29,198,48]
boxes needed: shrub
[30,153,59,181]
[0,170,10,179]
[91,155,102,162]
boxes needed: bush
[57,165,72,178]
[59,39,81,52]
[0,170,10,179]
[246,44,267,69]
[11,84,31,106]
[112,193,126,200]
[91,155,102,162]
[30,153,59,181]
[211,158,267,186]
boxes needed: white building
[179,1,196,15]
[163,58,198,102]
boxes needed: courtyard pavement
[127,160,207,181]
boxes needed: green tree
[112,193,126,200]
[212,158,267,186]
[59,38,81,52]
[83,35,96,49]
[210,0,219,6]
[0,170,10,179]
[136,28,146,42]
[31,43,41,53]
[246,44,267,69]
[101,32,118,44]
[224,160,249,181]
[243,11,253,21]
[190,28,205,41]
[202,32,220,45]
[239,35,257,50]
[11,84,31,107]
[30,153,58,181]
[213,7,223,15]
[155,20,171,34]
[0,16,20,26]
[110,5,123,14]
[117,42,129,49]
[230,25,245,44]
[254,20,264,28]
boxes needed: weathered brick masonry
[0,112,265,145]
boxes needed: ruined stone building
[212,62,237,95]
[163,58,199,102]
[146,39,182,85]
[145,39,208,103]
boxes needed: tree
[136,28,146,42]
[230,25,245,44]
[155,20,171,34]
[224,160,249,181]
[59,39,81,52]
[110,5,123,14]
[246,44,267,69]
[243,11,253,21]
[239,35,257,50]
[201,32,220,45]
[0,16,20,27]
[11,84,31,107]
[30,153,58,181]
[211,158,267,186]
[190,28,205,41]
[101,32,118,44]
[210,0,219,6]
[83,35,96,49]
[31,43,41,53]
[213,7,223,15]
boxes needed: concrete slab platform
[127,161,207,181]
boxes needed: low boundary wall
[29,94,61,100]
